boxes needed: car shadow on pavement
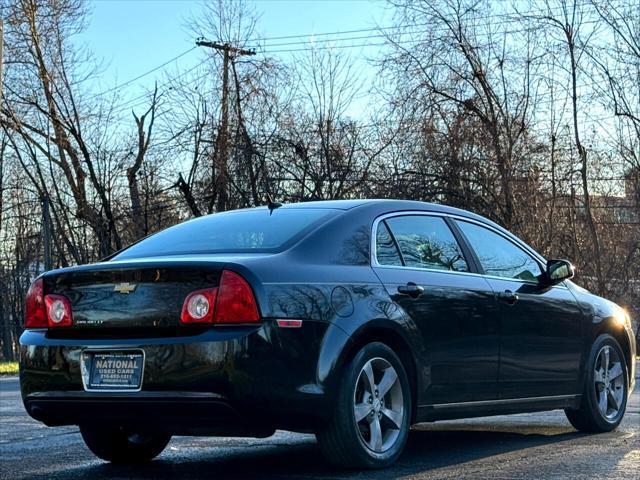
[59,423,601,480]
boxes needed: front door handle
[397,282,424,298]
[498,290,519,305]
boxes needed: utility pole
[196,39,255,212]
[41,194,52,271]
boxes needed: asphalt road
[1,367,638,480]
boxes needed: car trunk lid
[43,264,222,333]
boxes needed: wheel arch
[594,320,633,385]
[336,320,422,423]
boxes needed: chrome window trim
[371,212,471,272]
[370,210,567,289]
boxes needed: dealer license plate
[85,351,144,391]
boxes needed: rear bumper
[20,319,352,433]
[24,391,275,436]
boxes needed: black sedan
[19,200,636,469]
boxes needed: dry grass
[0,362,18,375]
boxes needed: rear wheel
[565,334,628,432]
[316,342,411,469]
[80,425,171,463]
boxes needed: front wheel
[565,334,628,432]
[80,425,171,463]
[316,342,411,469]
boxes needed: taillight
[181,288,218,323]
[25,278,46,328]
[44,294,73,327]
[215,270,260,323]
[180,270,260,325]
[25,280,73,328]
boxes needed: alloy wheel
[593,345,625,421]
[353,357,404,453]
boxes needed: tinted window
[456,221,542,281]
[376,222,403,266]
[114,208,336,259]
[385,216,469,272]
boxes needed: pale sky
[78,0,393,117]
[74,0,622,159]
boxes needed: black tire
[565,334,628,432]
[316,342,411,469]
[80,424,171,463]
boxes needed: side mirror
[545,259,575,285]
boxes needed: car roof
[280,198,516,243]
[207,199,502,234]
[239,198,487,219]
[278,199,373,210]
[280,199,489,221]
[278,198,460,211]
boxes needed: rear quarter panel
[251,206,429,407]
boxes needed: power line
[90,46,198,100]
[249,0,598,44]
[259,20,597,54]
[87,1,608,110]
[109,59,209,114]
[258,18,600,51]
[257,19,599,54]
[264,40,395,54]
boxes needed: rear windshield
[113,208,337,259]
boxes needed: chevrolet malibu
[19,200,636,469]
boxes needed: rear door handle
[397,282,424,298]
[498,290,519,305]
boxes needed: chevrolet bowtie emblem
[113,282,137,294]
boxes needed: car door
[372,213,500,404]
[454,219,584,399]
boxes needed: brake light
[45,294,73,327]
[180,270,260,325]
[25,278,46,328]
[24,280,73,328]
[215,270,260,323]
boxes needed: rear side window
[456,220,542,281]
[114,208,336,259]
[376,222,403,266]
[384,216,469,272]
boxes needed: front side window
[384,216,469,272]
[456,220,543,281]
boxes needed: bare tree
[525,0,607,294]
[127,86,160,239]
[1,0,121,256]
[383,0,539,229]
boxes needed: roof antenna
[266,194,282,215]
